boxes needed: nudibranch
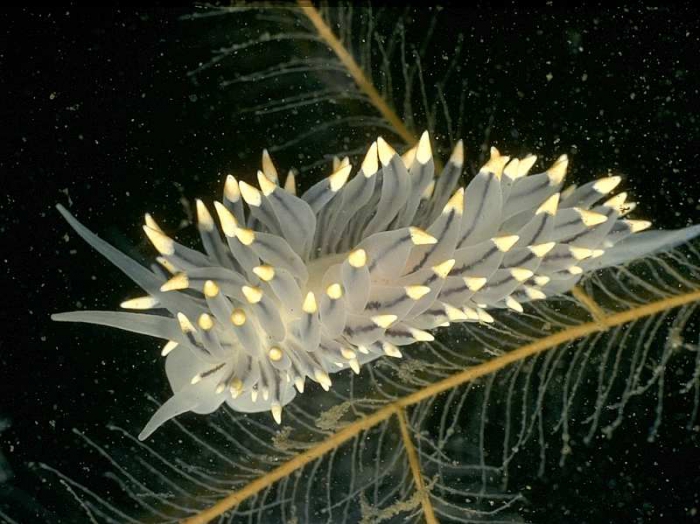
[52,132,700,439]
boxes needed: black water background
[1,5,700,523]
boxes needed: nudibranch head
[52,131,700,439]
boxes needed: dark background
[1,4,699,523]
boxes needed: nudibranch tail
[52,134,700,439]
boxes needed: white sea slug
[52,133,700,440]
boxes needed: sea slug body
[52,132,700,440]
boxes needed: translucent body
[52,133,700,439]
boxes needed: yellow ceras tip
[253,265,275,282]
[348,248,367,268]
[144,213,163,233]
[409,226,438,245]
[432,259,455,279]
[303,292,317,313]
[518,154,538,178]
[492,235,520,252]
[529,242,556,257]
[161,273,189,292]
[196,199,214,231]
[382,342,402,358]
[143,225,175,255]
[235,228,255,246]
[534,275,551,286]
[329,164,352,192]
[224,175,240,202]
[463,307,479,321]
[376,136,397,166]
[120,296,159,310]
[239,181,262,207]
[444,187,465,215]
[230,378,243,398]
[268,347,283,362]
[197,313,214,330]
[625,220,652,233]
[242,285,263,304]
[409,327,434,342]
[361,141,379,177]
[463,276,487,291]
[525,286,547,299]
[444,303,468,321]
[203,280,220,297]
[337,348,355,361]
[213,201,238,237]
[593,175,621,194]
[505,296,524,313]
[284,170,296,194]
[577,208,608,227]
[161,340,178,357]
[230,308,247,326]
[314,369,332,390]
[569,246,595,260]
[449,140,464,167]
[348,358,361,374]
[261,149,279,183]
[416,131,433,165]
[604,192,627,209]
[271,403,282,424]
[536,192,560,215]
[477,309,495,324]
[257,170,277,196]
[371,314,397,329]
[326,283,343,300]
[401,145,417,169]
[547,154,569,185]
[503,158,520,180]
[510,268,534,282]
[405,285,431,300]
[481,148,510,178]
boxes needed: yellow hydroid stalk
[297,1,418,146]
[183,288,700,523]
